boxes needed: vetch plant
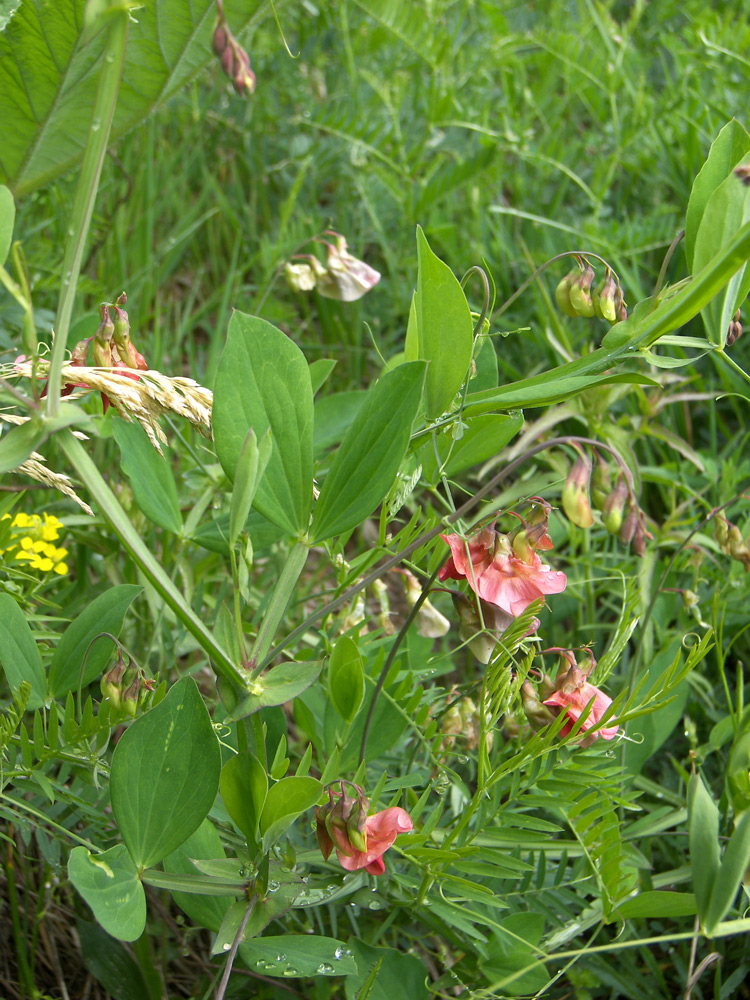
[3,3,750,998]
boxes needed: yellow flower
[1,512,69,576]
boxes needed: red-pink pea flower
[439,526,567,617]
[316,784,412,876]
[542,653,619,745]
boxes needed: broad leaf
[0,183,13,265]
[705,808,750,933]
[225,660,323,721]
[163,819,234,933]
[345,940,429,1000]
[68,845,146,942]
[0,592,46,709]
[220,751,268,845]
[48,584,142,697]
[328,636,365,724]
[415,226,474,419]
[110,676,221,868]
[112,419,183,534]
[310,362,426,543]
[418,412,523,484]
[239,935,358,978]
[0,0,273,196]
[0,418,47,476]
[213,313,314,536]
[616,891,697,920]
[688,773,721,926]
[693,170,750,347]
[685,119,750,267]
[77,918,153,1000]
[259,775,322,853]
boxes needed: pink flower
[331,806,413,876]
[544,680,619,744]
[439,527,567,617]
[316,787,412,876]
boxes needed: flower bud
[568,265,596,318]
[619,505,638,545]
[521,681,556,731]
[555,271,579,318]
[212,23,228,57]
[562,451,594,528]
[631,520,647,557]
[315,805,334,862]
[714,514,729,547]
[100,653,127,707]
[401,570,450,638]
[220,46,234,75]
[614,283,628,323]
[233,49,256,96]
[593,270,617,323]
[590,454,612,510]
[601,475,628,534]
[285,261,318,292]
[346,799,369,854]
[70,339,91,366]
[122,675,140,717]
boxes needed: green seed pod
[555,271,579,317]
[595,270,617,323]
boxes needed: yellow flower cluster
[0,512,69,575]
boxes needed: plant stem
[47,8,129,416]
[58,428,247,688]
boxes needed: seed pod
[555,271,579,317]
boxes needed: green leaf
[226,660,323,721]
[110,676,221,869]
[48,585,142,697]
[220,751,268,846]
[685,119,750,268]
[163,819,233,933]
[0,418,47,476]
[624,638,688,775]
[705,808,750,932]
[0,0,272,196]
[616,891,697,920]
[77,918,152,1000]
[68,845,146,942]
[239,935,357,978]
[259,775,322,853]
[418,412,523,484]
[310,362,426,542]
[309,358,337,395]
[463,372,658,415]
[0,183,14,265]
[229,428,273,547]
[415,226,474,419]
[693,169,750,346]
[688,773,721,926]
[328,636,365,724]
[213,313,314,535]
[345,940,428,1000]
[479,913,547,994]
[314,390,367,455]
[112,420,183,534]
[0,592,46,709]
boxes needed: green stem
[58,428,247,689]
[46,9,129,416]
[249,539,309,674]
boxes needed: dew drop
[282,965,298,977]
[222,942,231,951]
[368,900,383,910]
[238,867,247,877]
[334,946,345,960]
[91,117,101,132]
[317,962,334,974]
[267,879,281,893]
[275,953,286,962]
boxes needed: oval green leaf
[0,592,46,709]
[112,419,183,534]
[48,584,142,697]
[239,934,358,978]
[110,676,221,869]
[310,361,426,543]
[415,226,474,420]
[225,660,323,721]
[260,775,322,854]
[220,751,268,846]
[68,845,146,942]
[328,636,365,724]
[213,313,314,536]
